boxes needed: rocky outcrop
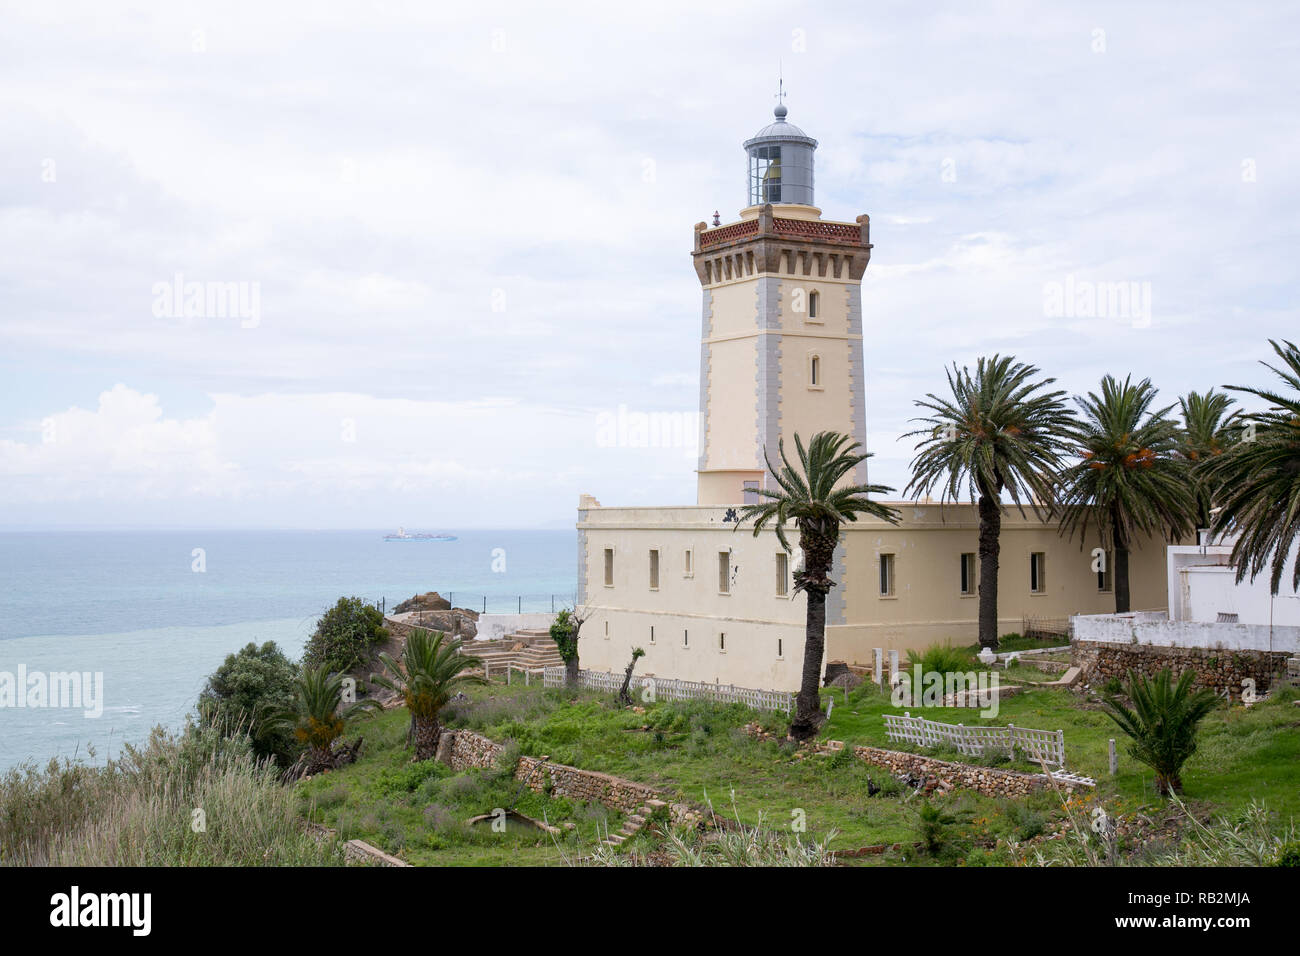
[392,591,452,613]
[387,607,480,640]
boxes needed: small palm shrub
[907,643,977,675]
[1101,668,1218,796]
[371,628,484,760]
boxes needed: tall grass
[0,724,348,866]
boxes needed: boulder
[393,591,451,613]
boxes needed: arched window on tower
[809,354,822,388]
[808,290,819,320]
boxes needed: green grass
[822,678,1300,819]
[297,706,625,866]
[299,677,1300,866]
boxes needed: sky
[1,0,1297,529]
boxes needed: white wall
[1073,611,1300,654]
[474,613,555,642]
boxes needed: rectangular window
[648,549,660,590]
[960,553,975,595]
[683,549,693,576]
[1096,550,1112,592]
[808,289,819,320]
[1030,552,1046,593]
[649,625,655,644]
[604,620,609,640]
[879,553,895,596]
[683,629,689,647]
[775,552,789,596]
[718,551,731,594]
[777,638,784,659]
[809,354,821,388]
[603,548,614,587]
[719,632,726,652]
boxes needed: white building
[1074,531,1300,654]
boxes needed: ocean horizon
[0,529,576,772]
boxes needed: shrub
[0,724,347,866]
[303,596,388,676]
[1274,841,1300,867]
[907,643,976,676]
[1101,668,1219,796]
[198,641,300,765]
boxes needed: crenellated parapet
[692,204,871,286]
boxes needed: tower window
[603,548,614,587]
[719,632,726,652]
[718,551,731,594]
[683,629,689,647]
[649,625,655,644]
[777,638,784,659]
[808,290,820,320]
[649,549,659,590]
[683,548,693,577]
[775,552,789,596]
[1030,552,1046,594]
[960,553,975,595]
[879,553,896,596]
[809,354,822,388]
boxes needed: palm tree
[1207,339,1300,595]
[738,431,899,740]
[1101,668,1218,796]
[371,628,484,760]
[270,665,379,774]
[904,355,1076,650]
[1056,375,1195,612]
[1176,389,1240,529]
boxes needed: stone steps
[601,803,661,847]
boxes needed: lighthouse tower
[691,102,873,505]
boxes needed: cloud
[1,2,1297,522]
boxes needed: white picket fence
[883,711,1068,769]
[542,666,793,713]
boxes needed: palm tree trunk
[790,587,827,740]
[1112,504,1131,613]
[977,492,1001,650]
[413,714,441,761]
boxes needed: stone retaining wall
[844,745,1056,797]
[442,729,703,826]
[1072,639,1290,694]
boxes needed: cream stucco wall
[577,501,1176,692]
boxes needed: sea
[0,529,576,773]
